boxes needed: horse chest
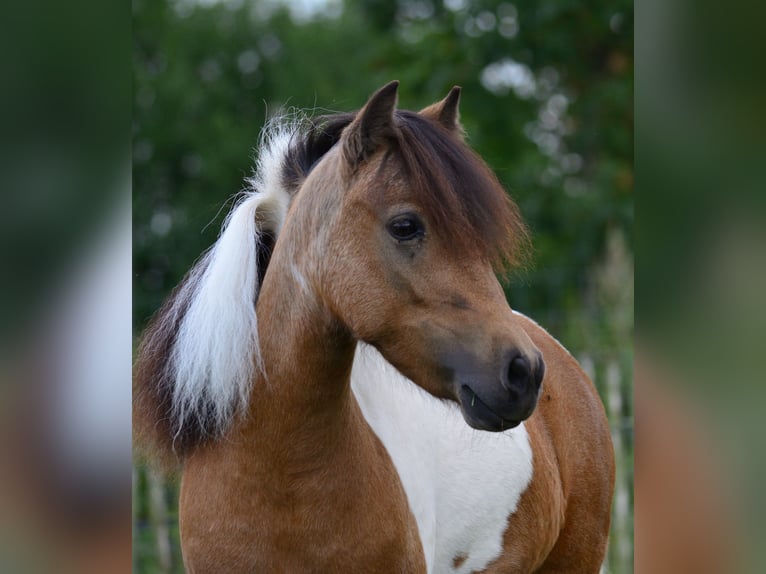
[351,345,535,574]
[179,421,426,573]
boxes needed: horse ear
[343,80,399,166]
[420,86,463,135]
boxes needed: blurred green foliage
[133,0,632,571]
[133,0,632,336]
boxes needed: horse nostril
[506,354,531,394]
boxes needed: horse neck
[241,162,362,455]
[213,255,425,570]
[242,257,359,461]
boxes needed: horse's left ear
[420,86,463,135]
[343,80,399,167]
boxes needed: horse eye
[387,215,424,242]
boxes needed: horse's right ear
[343,81,399,167]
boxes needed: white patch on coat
[166,123,295,439]
[290,262,310,295]
[351,344,534,574]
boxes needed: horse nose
[503,352,544,397]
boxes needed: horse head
[284,82,545,431]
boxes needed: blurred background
[132,0,633,572]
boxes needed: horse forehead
[352,151,408,195]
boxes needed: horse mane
[134,119,290,469]
[392,111,529,271]
[281,112,355,194]
[134,105,529,470]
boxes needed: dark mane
[393,111,529,271]
[281,113,355,194]
[133,258,209,470]
[282,109,529,271]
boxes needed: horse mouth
[457,385,524,432]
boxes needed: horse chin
[456,384,527,432]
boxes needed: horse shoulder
[178,402,425,574]
[499,311,615,572]
[511,311,614,491]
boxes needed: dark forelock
[281,109,529,271]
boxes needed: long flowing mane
[133,106,529,468]
[133,115,346,467]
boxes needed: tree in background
[134,0,632,330]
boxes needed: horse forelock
[391,111,530,272]
[279,109,529,273]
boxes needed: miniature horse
[134,82,614,573]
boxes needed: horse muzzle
[455,352,545,432]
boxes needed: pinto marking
[352,344,533,573]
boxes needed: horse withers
[134,81,615,573]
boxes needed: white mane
[164,117,299,441]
